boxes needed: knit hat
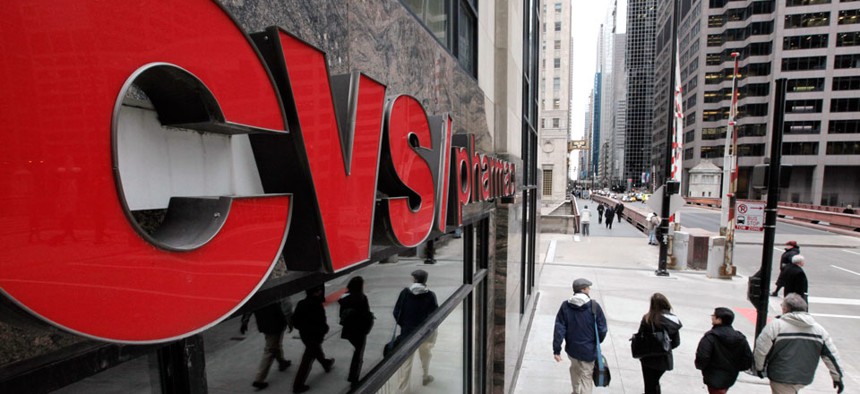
[572,278,592,293]
[785,240,798,248]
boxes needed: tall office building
[539,0,574,204]
[594,0,628,189]
[625,0,658,188]
[667,0,860,207]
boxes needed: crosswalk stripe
[545,240,557,263]
[808,296,860,306]
[810,313,860,320]
[842,249,860,257]
[831,265,860,277]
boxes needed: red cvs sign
[0,2,514,342]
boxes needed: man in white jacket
[754,293,844,393]
[579,206,592,236]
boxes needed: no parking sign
[735,200,765,231]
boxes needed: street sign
[735,200,765,231]
[568,140,588,151]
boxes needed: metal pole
[721,52,741,276]
[657,0,679,277]
[755,78,787,338]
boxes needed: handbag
[383,308,400,357]
[591,301,611,387]
[630,321,671,359]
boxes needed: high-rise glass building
[625,0,659,188]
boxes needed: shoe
[252,381,269,390]
[422,375,434,386]
[770,291,778,297]
[278,360,292,371]
[323,358,335,373]
[293,384,310,393]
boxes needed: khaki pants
[770,381,805,394]
[568,356,594,394]
[398,331,438,392]
[255,332,285,383]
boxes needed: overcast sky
[569,0,613,141]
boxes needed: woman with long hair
[338,276,374,386]
[637,293,682,394]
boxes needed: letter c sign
[0,1,290,342]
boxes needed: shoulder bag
[591,301,611,387]
[630,320,671,359]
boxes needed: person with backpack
[338,276,374,386]
[647,212,660,245]
[636,293,682,394]
[694,307,753,393]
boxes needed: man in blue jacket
[553,278,608,394]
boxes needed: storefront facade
[0,1,542,393]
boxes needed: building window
[833,76,860,90]
[738,143,765,157]
[783,142,819,155]
[787,0,832,5]
[831,97,860,112]
[701,145,725,158]
[786,99,823,113]
[554,40,561,49]
[554,21,561,31]
[837,32,860,46]
[554,58,561,68]
[403,0,478,77]
[788,78,825,92]
[702,127,727,140]
[830,120,860,133]
[785,12,830,28]
[553,99,560,109]
[838,9,860,24]
[784,120,822,134]
[542,169,553,195]
[783,34,829,50]
[554,2,562,12]
[782,56,826,71]
[553,77,560,93]
[738,123,768,137]
[684,147,694,160]
[552,118,560,128]
[827,141,860,154]
[835,54,860,68]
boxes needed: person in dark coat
[775,254,809,303]
[241,300,293,390]
[553,278,608,394]
[695,307,752,393]
[596,203,605,224]
[292,286,334,394]
[338,276,374,386]
[394,270,439,389]
[772,241,800,296]
[636,293,682,394]
[615,203,624,223]
[604,207,615,229]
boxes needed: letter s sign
[0,1,290,343]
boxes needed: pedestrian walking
[646,212,660,245]
[604,207,615,229]
[552,278,608,394]
[291,286,334,394]
[772,241,800,296]
[774,254,808,303]
[694,307,752,394]
[580,206,592,236]
[615,202,624,223]
[636,293,682,394]
[338,276,374,386]
[241,300,293,390]
[597,203,605,224]
[754,294,844,394]
[394,270,439,389]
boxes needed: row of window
[403,0,478,76]
[690,120,860,141]
[707,1,775,28]
[695,142,860,158]
[707,21,774,46]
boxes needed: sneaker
[252,381,269,390]
[323,358,335,373]
[278,360,292,371]
[293,384,310,393]
[422,375,434,386]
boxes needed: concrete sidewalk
[515,207,848,393]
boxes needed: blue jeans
[648,228,657,244]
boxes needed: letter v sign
[251,27,386,273]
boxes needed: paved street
[514,199,860,394]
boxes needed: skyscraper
[625,0,658,188]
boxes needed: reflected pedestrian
[292,286,334,394]
[694,308,752,393]
[338,277,374,386]
[395,269,439,389]
[636,293,682,394]
[241,299,293,390]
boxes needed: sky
[569,0,613,142]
